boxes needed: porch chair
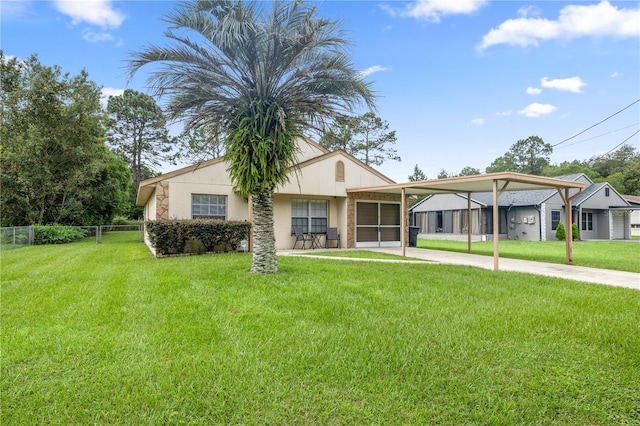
[325,227,341,248]
[292,227,313,249]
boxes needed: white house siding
[164,160,249,222]
[277,154,391,196]
[294,137,328,163]
[144,187,157,222]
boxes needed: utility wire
[552,98,640,147]
[603,129,640,155]
[554,122,639,150]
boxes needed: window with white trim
[551,210,561,230]
[192,194,227,220]
[581,212,593,231]
[291,199,328,233]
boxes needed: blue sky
[2,0,639,182]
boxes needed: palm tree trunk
[250,189,279,274]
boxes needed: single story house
[136,138,405,251]
[410,173,634,241]
[623,194,640,237]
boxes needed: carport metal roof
[347,172,585,270]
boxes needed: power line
[552,98,640,147]
[603,129,640,155]
[554,122,640,150]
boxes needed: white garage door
[611,211,626,239]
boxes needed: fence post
[97,226,102,244]
[13,227,16,247]
[28,226,34,245]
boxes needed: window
[291,199,328,233]
[192,194,226,220]
[551,210,561,230]
[605,187,610,197]
[335,161,345,182]
[581,212,593,231]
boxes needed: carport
[348,172,585,271]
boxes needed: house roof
[348,172,585,197]
[136,137,394,206]
[623,194,640,205]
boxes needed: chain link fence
[1,224,143,251]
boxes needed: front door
[355,201,401,247]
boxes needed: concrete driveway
[281,247,640,290]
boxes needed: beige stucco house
[136,138,404,251]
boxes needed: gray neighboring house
[623,194,640,237]
[410,173,633,241]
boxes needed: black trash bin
[409,226,420,247]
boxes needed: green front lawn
[417,239,640,273]
[2,232,639,424]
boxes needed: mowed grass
[418,238,640,273]
[2,232,640,425]
[293,250,428,261]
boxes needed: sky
[2,0,639,182]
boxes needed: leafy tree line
[0,52,132,227]
[410,136,640,196]
[0,50,230,227]
[319,112,400,166]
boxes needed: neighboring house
[623,194,640,237]
[136,138,403,251]
[410,173,634,241]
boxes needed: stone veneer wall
[156,182,170,221]
[346,191,408,248]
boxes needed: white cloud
[518,103,557,117]
[100,87,124,107]
[82,29,115,43]
[496,110,512,116]
[540,76,586,93]
[471,118,485,125]
[610,71,623,78]
[1,1,33,18]
[478,1,640,50]
[386,0,487,22]
[526,87,542,95]
[359,65,389,77]
[517,6,541,18]
[54,0,125,29]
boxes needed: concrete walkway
[281,247,640,291]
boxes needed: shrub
[145,220,251,256]
[33,225,88,245]
[555,222,579,241]
[112,216,142,226]
[572,223,580,240]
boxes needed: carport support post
[467,192,472,254]
[493,180,499,271]
[401,187,407,257]
[563,188,573,264]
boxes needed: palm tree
[129,0,375,273]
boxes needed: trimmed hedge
[33,225,88,245]
[145,220,251,256]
